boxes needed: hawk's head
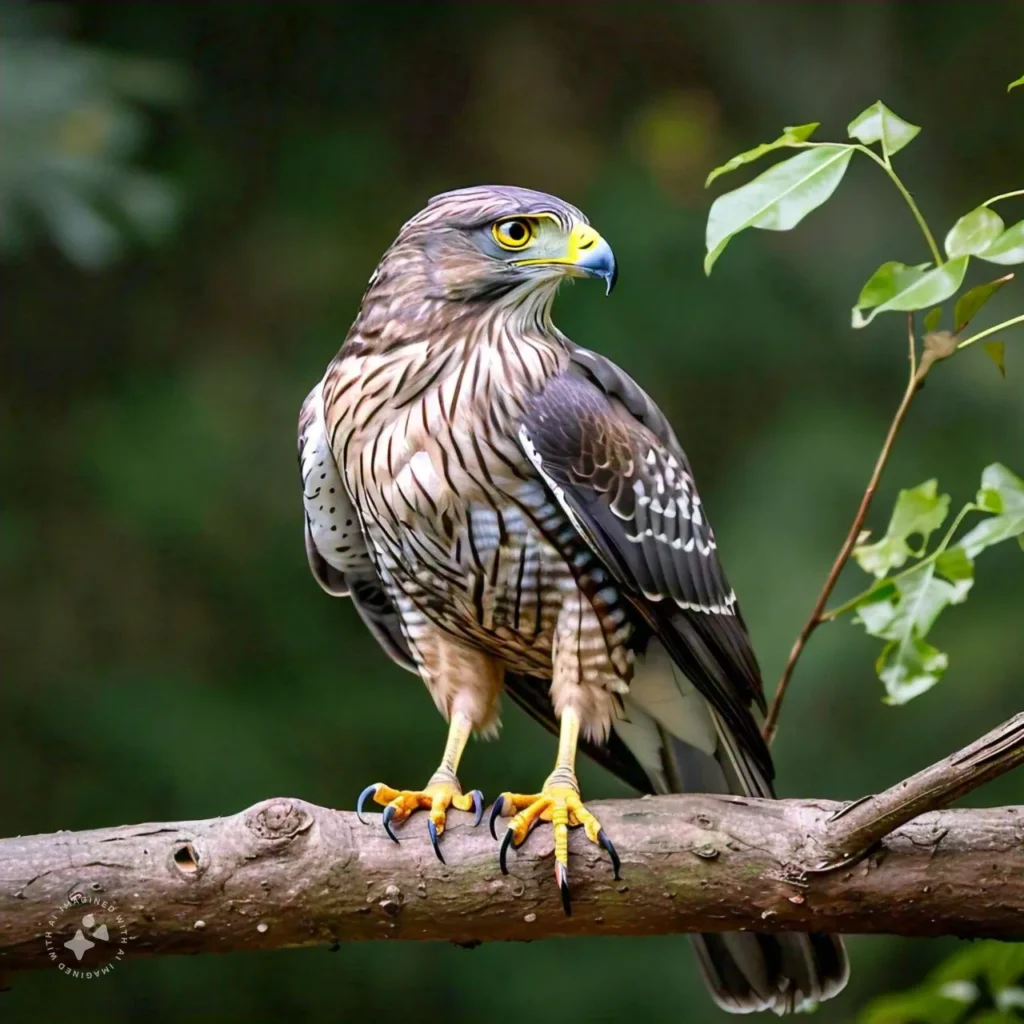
[373,185,617,306]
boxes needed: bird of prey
[299,185,848,1014]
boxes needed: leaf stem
[792,142,943,267]
[935,502,981,552]
[957,314,1024,350]
[762,315,922,745]
[820,585,881,624]
[982,189,1024,207]
[856,147,944,267]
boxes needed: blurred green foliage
[1,3,1021,1023]
[862,942,1024,1023]
[0,3,186,266]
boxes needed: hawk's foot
[356,779,484,863]
[488,776,620,915]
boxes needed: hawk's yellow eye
[492,218,534,250]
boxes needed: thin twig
[957,313,1024,350]
[762,315,922,743]
[982,189,1024,207]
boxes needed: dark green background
[3,3,1021,1022]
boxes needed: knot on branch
[171,841,203,878]
[244,799,314,841]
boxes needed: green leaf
[856,559,971,647]
[855,261,931,309]
[961,463,1024,557]
[976,462,1024,514]
[877,634,948,704]
[1009,74,1024,92]
[954,272,1014,331]
[978,220,1024,265]
[923,306,942,332]
[853,541,905,579]
[851,258,969,328]
[851,580,900,636]
[853,480,950,577]
[935,545,974,582]
[704,146,854,275]
[847,101,921,156]
[896,561,972,634]
[944,207,1005,258]
[982,341,1007,377]
[704,123,819,188]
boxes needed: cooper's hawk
[299,185,848,1014]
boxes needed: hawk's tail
[690,929,848,1015]
[667,728,849,1015]
[611,639,849,1014]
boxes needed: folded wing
[517,347,772,787]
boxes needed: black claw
[597,829,621,880]
[555,861,572,917]
[356,784,380,824]
[470,790,484,827]
[498,828,515,875]
[427,819,445,863]
[381,804,400,844]
[488,797,505,840]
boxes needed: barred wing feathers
[517,350,771,783]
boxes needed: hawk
[299,185,848,1014]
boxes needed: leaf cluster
[840,464,1024,704]
[704,99,1023,374]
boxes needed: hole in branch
[173,843,199,874]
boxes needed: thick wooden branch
[1,715,1021,972]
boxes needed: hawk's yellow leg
[489,706,620,915]
[356,710,483,863]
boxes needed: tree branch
[1,715,1021,973]
[814,711,1024,868]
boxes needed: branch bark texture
[2,713,1021,972]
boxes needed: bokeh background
[2,2,1022,1022]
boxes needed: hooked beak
[570,224,618,295]
[513,222,618,295]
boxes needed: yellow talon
[490,780,620,914]
[356,779,484,862]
